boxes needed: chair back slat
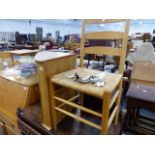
[80,19,130,74]
[85,19,126,24]
[84,46,121,56]
[85,31,124,40]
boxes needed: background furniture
[8,49,39,64]
[123,62,155,134]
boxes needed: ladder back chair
[50,19,130,134]
[80,19,130,74]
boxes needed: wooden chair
[0,52,14,70]
[50,19,130,134]
[123,62,155,134]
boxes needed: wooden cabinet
[0,78,39,121]
[0,51,75,133]
[0,112,21,135]
[0,71,39,134]
[35,51,76,130]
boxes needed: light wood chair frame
[80,19,130,74]
[50,19,130,134]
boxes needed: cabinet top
[34,51,75,63]
[0,69,38,87]
[8,49,39,56]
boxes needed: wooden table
[47,49,71,53]
[51,68,122,134]
[0,69,39,134]
[8,49,40,64]
[14,44,38,50]
[8,49,39,56]
[124,81,155,134]
[34,51,76,130]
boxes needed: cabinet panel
[0,77,29,121]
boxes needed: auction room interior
[0,19,155,135]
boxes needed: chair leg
[114,102,121,125]
[101,91,110,135]
[114,82,122,125]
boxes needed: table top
[8,49,39,56]
[0,69,38,87]
[34,51,75,63]
[51,68,122,98]
[47,49,71,53]
[127,81,155,103]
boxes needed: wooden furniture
[8,49,39,64]
[124,62,155,134]
[51,68,122,134]
[17,104,53,135]
[14,44,39,50]
[49,19,129,135]
[34,51,76,130]
[80,19,130,74]
[0,69,39,134]
[0,52,14,70]
[47,49,71,53]
[8,49,39,56]
[64,42,80,51]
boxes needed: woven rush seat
[52,68,122,99]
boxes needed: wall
[0,19,155,38]
[0,19,81,38]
